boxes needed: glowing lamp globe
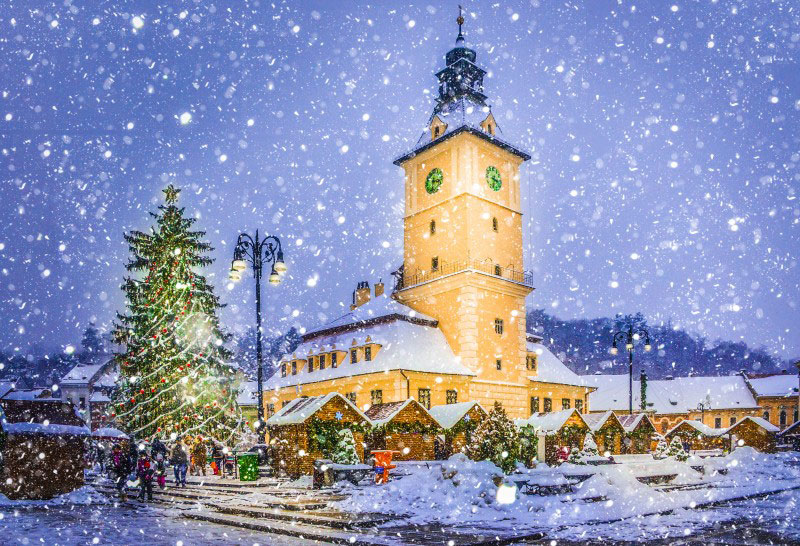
[644,343,652,352]
[228,270,242,282]
[274,259,287,274]
[231,259,247,272]
[268,269,281,285]
[610,346,618,356]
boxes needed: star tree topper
[163,184,181,204]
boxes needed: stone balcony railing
[395,259,534,291]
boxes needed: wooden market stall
[365,399,442,461]
[617,413,658,454]
[520,409,590,465]
[664,420,728,451]
[582,410,625,455]
[0,398,90,500]
[778,419,800,450]
[429,401,488,457]
[727,416,779,453]
[266,393,369,478]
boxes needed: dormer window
[319,354,326,370]
[434,126,440,138]
[365,346,372,362]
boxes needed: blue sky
[1,1,798,360]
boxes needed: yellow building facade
[263,20,591,421]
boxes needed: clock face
[425,168,443,194]
[486,166,502,191]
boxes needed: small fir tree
[567,446,584,464]
[582,433,599,458]
[667,436,689,461]
[111,185,243,445]
[518,424,539,467]
[332,429,360,465]
[464,402,519,474]
[654,438,668,458]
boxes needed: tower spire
[456,5,465,44]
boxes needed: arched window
[780,410,787,426]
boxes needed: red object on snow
[371,450,399,485]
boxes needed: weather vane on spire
[456,5,465,44]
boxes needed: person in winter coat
[169,439,189,487]
[155,453,167,489]
[110,444,131,499]
[151,437,168,459]
[211,442,224,476]
[190,438,207,476]
[137,451,155,501]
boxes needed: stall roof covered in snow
[584,374,759,414]
[364,400,416,425]
[581,410,621,433]
[616,413,653,433]
[746,374,799,398]
[266,393,368,426]
[517,409,587,433]
[666,419,727,437]
[732,416,780,433]
[528,342,586,387]
[92,427,129,439]
[266,304,474,391]
[429,401,486,429]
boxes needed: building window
[319,354,326,370]
[780,410,787,426]
[267,404,275,416]
[434,126,440,138]
[291,361,297,375]
[430,220,436,234]
[371,390,383,406]
[351,348,358,363]
[346,392,357,405]
[331,353,338,368]
[526,354,537,371]
[543,398,552,413]
[492,217,498,232]
[763,410,770,421]
[365,346,372,362]
[79,397,86,410]
[496,359,502,370]
[431,256,439,272]
[575,399,583,413]
[446,390,457,404]
[308,357,314,372]
[494,264,502,276]
[494,318,504,335]
[714,417,722,429]
[281,363,286,377]
[795,408,798,423]
[418,388,431,409]
[562,398,571,410]
[530,396,540,415]
[730,417,736,426]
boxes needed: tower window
[492,217,498,232]
[496,359,502,370]
[418,388,431,409]
[351,348,358,364]
[446,390,458,404]
[319,354,326,370]
[365,346,372,362]
[431,256,439,272]
[494,264,502,276]
[430,219,436,235]
[526,354,537,371]
[494,318,504,335]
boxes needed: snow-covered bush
[332,429,360,465]
[567,446,584,464]
[518,424,539,467]
[582,433,599,457]
[465,402,519,474]
[667,436,689,462]
[653,438,668,459]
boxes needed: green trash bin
[238,453,259,482]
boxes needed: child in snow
[155,453,167,489]
[137,451,155,501]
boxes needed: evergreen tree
[582,433,599,458]
[654,438,668,459]
[81,323,105,356]
[111,185,243,445]
[667,436,689,461]
[465,402,520,474]
[332,429,360,465]
[567,446,583,464]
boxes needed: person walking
[136,451,155,501]
[110,444,131,500]
[155,453,167,489]
[151,437,168,460]
[191,437,207,477]
[170,439,189,487]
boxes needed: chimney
[375,279,385,298]
[350,281,371,310]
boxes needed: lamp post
[610,321,652,415]
[229,230,287,436]
[697,402,709,426]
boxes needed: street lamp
[610,321,652,415]
[229,230,287,436]
[697,402,710,426]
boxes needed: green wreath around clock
[486,166,502,191]
[425,167,443,194]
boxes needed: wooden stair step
[208,502,394,529]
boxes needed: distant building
[59,355,118,431]
[741,371,799,430]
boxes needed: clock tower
[393,13,534,416]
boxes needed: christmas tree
[111,185,243,445]
[332,429,360,465]
[465,402,520,474]
[667,436,689,461]
[582,433,599,458]
[654,438,668,459]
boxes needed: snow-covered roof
[616,413,653,433]
[666,419,727,438]
[581,410,621,433]
[429,401,487,429]
[730,416,780,433]
[364,400,414,425]
[527,342,586,387]
[266,393,368,426]
[1,389,58,401]
[92,427,129,439]
[746,374,799,398]
[237,381,259,406]
[584,374,759,414]
[1,421,90,437]
[265,314,474,390]
[89,392,110,402]
[0,383,13,399]
[307,294,436,335]
[61,362,107,385]
[779,419,800,437]
[517,409,586,433]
